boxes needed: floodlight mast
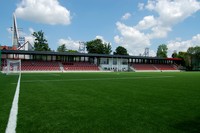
[79,41,86,53]
[12,13,20,48]
[11,13,25,49]
[143,47,149,57]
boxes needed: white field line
[20,76,174,83]
[5,74,21,133]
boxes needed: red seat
[62,62,99,71]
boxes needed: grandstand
[132,64,158,71]
[62,62,99,71]
[21,60,60,71]
[1,50,182,72]
[131,63,179,72]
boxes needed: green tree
[172,50,178,58]
[114,46,128,55]
[176,51,189,67]
[86,39,112,54]
[186,46,200,70]
[32,30,51,51]
[196,46,200,58]
[57,44,67,52]
[67,50,78,53]
[156,44,168,58]
[187,46,200,58]
[177,47,200,70]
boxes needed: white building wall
[100,58,128,71]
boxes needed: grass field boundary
[20,75,174,83]
[5,74,21,133]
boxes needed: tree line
[32,30,200,69]
[32,30,128,55]
[156,43,200,70]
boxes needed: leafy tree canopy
[172,51,178,58]
[67,50,78,53]
[187,46,200,58]
[86,39,112,54]
[175,51,188,67]
[114,46,128,55]
[32,30,51,51]
[57,44,67,52]
[177,51,187,59]
[156,44,168,58]
[176,47,200,70]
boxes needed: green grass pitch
[0,74,19,133]
[1,72,200,133]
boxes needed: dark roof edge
[1,50,179,60]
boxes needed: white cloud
[95,35,105,42]
[28,28,34,34]
[149,49,156,57]
[135,15,157,30]
[95,35,111,45]
[145,0,156,10]
[138,3,145,10]
[114,22,150,56]
[57,36,111,52]
[15,0,71,25]
[148,26,171,39]
[7,28,12,34]
[145,0,200,26]
[115,0,200,56]
[145,0,200,38]
[121,13,132,20]
[167,34,200,56]
[24,28,35,45]
[58,37,79,50]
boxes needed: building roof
[166,58,182,61]
[1,50,181,60]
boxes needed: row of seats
[62,62,95,66]
[21,61,60,71]
[64,66,99,71]
[62,62,99,71]
[1,60,178,71]
[132,64,177,70]
[1,60,100,71]
[132,64,157,70]
[154,64,177,70]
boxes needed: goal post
[3,59,21,75]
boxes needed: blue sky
[1,0,200,57]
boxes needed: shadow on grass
[173,117,200,133]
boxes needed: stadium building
[0,14,182,74]
[0,49,182,73]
